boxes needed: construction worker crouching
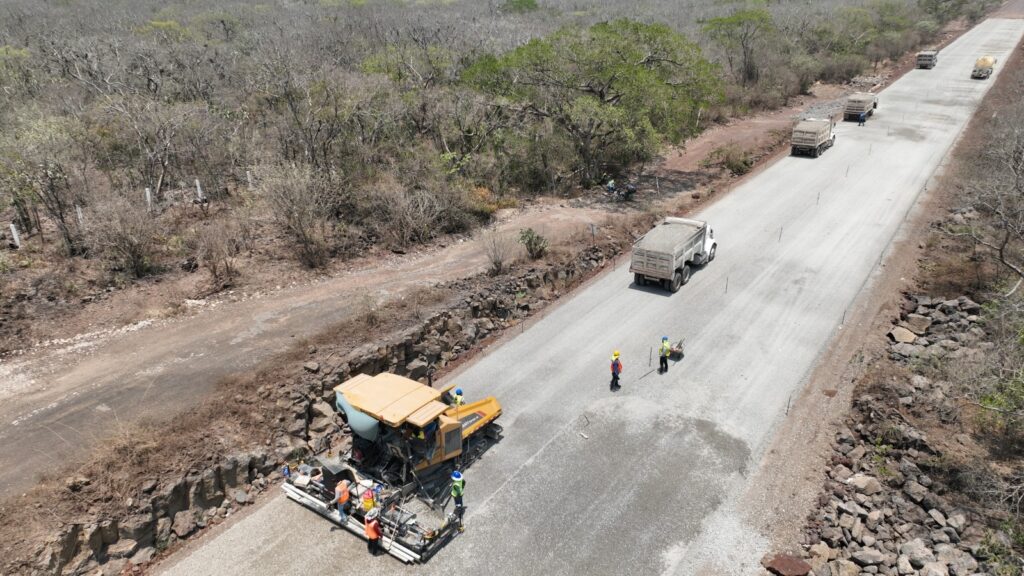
[659,336,671,374]
[451,470,466,532]
[364,508,383,556]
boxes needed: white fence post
[9,223,21,249]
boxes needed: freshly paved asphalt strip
[159,17,1024,576]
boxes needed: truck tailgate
[631,249,673,279]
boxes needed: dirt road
[157,16,1024,576]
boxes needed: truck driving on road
[972,56,996,79]
[916,49,939,69]
[791,118,836,158]
[630,217,716,292]
[844,92,878,122]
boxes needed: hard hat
[612,350,620,358]
[662,336,668,341]
[366,508,379,520]
[455,388,463,395]
[451,470,463,481]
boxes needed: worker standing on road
[858,111,866,126]
[659,337,671,374]
[330,479,351,523]
[451,470,466,532]
[610,351,623,391]
[364,508,383,555]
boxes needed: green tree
[702,8,776,87]
[465,20,721,185]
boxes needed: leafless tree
[194,222,239,288]
[950,106,1024,296]
[85,192,161,277]
[258,163,335,268]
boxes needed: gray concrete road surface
[159,18,1024,576]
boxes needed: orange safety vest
[365,518,381,540]
[335,481,349,504]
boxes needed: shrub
[519,227,548,260]
[85,193,162,278]
[483,230,515,275]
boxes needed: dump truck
[791,118,836,158]
[630,217,716,292]
[916,49,939,69]
[283,372,502,562]
[972,55,996,79]
[844,92,878,121]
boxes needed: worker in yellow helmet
[659,336,671,374]
[610,350,623,392]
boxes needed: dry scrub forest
[0,0,993,352]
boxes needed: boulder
[896,555,914,575]
[303,361,320,374]
[310,400,334,419]
[825,559,859,576]
[406,359,429,380]
[233,489,251,505]
[920,562,949,576]
[904,480,929,503]
[900,538,935,568]
[889,326,917,343]
[808,542,832,570]
[129,547,155,565]
[892,343,924,357]
[902,313,933,335]
[847,474,882,495]
[928,508,947,527]
[107,539,138,559]
[171,511,197,538]
[851,548,884,566]
[946,512,966,533]
[101,558,127,576]
[118,514,156,547]
[764,554,812,576]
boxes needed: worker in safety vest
[659,336,671,374]
[330,479,351,522]
[610,351,623,391]
[364,508,383,555]
[451,470,466,532]
[453,388,465,406]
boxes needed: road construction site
[155,14,1024,576]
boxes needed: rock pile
[776,294,998,576]
[33,453,279,576]
[887,295,989,363]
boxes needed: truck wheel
[670,271,683,293]
[707,245,717,263]
[811,146,820,158]
[830,135,836,148]
[634,273,645,286]
[791,146,798,156]
[676,265,692,289]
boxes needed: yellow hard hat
[612,350,620,358]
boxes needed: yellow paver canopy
[338,373,443,427]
